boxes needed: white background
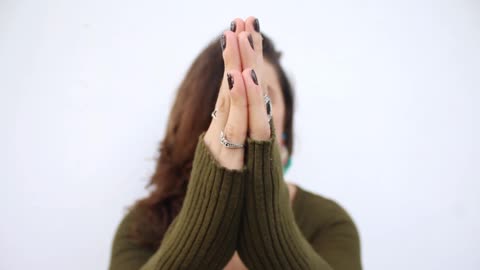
[1,0,479,269]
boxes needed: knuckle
[224,124,238,140]
[230,92,247,107]
[224,123,246,141]
[216,92,229,113]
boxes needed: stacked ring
[220,131,244,148]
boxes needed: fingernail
[227,73,234,90]
[221,34,226,51]
[253,18,260,32]
[230,21,236,32]
[251,69,258,85]
[248,34,254,50]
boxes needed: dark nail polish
[253,18,260,32]
[230,21,236,32]
[227,73,234,90]
[221,34,226,51]
[251,69,258,85]
[248,34,254,50]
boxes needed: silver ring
[264,94,272,122]
[220,131,244,148]
[211,109,218,119]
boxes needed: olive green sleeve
[237,122,361,270]
[309,199,363,270]
[109,132,246,270]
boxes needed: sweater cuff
[141,132,246,270]
[240,123,332,269]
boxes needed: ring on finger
[220,130,244,148]
[211,109,218,119]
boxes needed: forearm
[237,126,332,270]
[140,132,246,270]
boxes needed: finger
[243,68,271,141]
[219,71,248,169]
[230,18,245,34]
[237,31,257,69]
[215,30,242,130]
[222,30,242,71]
[244,16,263,59]
[205,31,241,151]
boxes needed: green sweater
[109,127,362,270]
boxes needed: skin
[203,16,297,270]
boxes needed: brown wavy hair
[129,32,295,249]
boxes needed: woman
[109,17,362,270]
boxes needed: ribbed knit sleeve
[237,123,334,270]
[109,132,246,270]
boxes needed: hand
[203,18,247,171]
[236,16,272,142]
[203,17,271,171]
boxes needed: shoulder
[111,207,142,252]
[109,207,155,269]
[110,206,157,257]
[291,184,360,241]
[292,185,363,269]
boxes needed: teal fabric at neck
[283,158,292,174]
